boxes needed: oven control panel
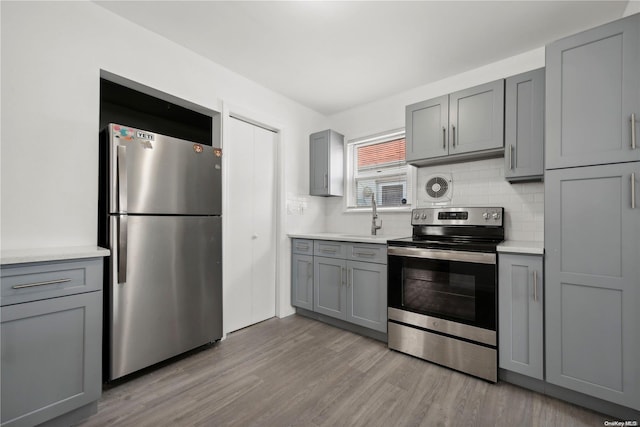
[411,207,503,226]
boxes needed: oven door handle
[387,246,496,265]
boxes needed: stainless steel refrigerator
[100,124,222,381]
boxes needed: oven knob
[482,212,490,220]
[414,213,420,220]
[492,212,500,220]
[421,213,427,219]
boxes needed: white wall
[324,48,546,241]
[625,1,640,17]
[0,1,327,317]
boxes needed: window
[346,130,415,210]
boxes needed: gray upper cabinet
[504,68,545,181]
[498,253,544,380]
[309,129,344,197]
[449,79,505,155]
[545,163,639,410]
[406,95,449,162]
[406,80,505,166]
[546,13,640,170]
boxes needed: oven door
[388,246,497,331]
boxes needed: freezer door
[109,124,221,215]
[108,215,222,380]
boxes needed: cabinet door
[1,291,102,427]
[498,253,543,379]
[346,261,387,333]
[314,256,347,320]
[546,14,640,169]
[291,254,313,310]
[405,95,449,162]
[505,68,545,181]
[545,163,640,409]
[309,131,329,196]
[449,79,505,155]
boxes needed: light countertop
[497,241,544,255]
[1,246,111,265]
[288,232,408,244]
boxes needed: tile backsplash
[417,157,544,242]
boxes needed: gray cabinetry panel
[505,68,545,181]
[314,240,347,259]
[347,260,387,333]
[292,238,313,256]
[314,256,347,320]
[450,79,505,155]
[1,258,102,306]
[498,253,543,380]
[291,254,313,310]
[347,242,387,265]
[406,95,449,161]
[545,163,639,409]
[546,14,640,169]
[309,130,344,197]
[1,291,101,427]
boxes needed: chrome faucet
[371,194,382,235]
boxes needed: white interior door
[225,117,277,333]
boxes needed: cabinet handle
[12,278,71,290]
[324,173,328,189]
[509,144,514,170]
[354,251,376,257]
[632,173,636,209]
[307,261,312,280]
[533,270,538,302]
[341,267,346,286]
[451,124,456,147]
[349,268,353,288]
[118,215,128,284]
[117,145,128,213]
[442,126,446,149]
[632,113,637,150]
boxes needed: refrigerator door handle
[117,145,128,213]
[118,216,128,283]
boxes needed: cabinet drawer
[347,243,387,264]
[292,239,314,255]
[1,258,102,306]
[314,241,347,259]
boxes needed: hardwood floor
[79,315,608,427]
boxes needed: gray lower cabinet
[294,239,387,334]
[545,163,640,410]
[406,79,504,166]
[314,256,347,320]
[309,129,344,197]
[1,258,103,427]
[346,260,387,332]
[498,253,544,380]
[546,13,640,169]
[504,68,545,182]
[291,254,314,311]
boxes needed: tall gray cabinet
[545,13,640,411]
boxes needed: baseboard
[499,369,640,421]
[295,308,387,343]
[39,401,97,427]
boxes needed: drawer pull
[296,244,310,250]
[12,278,72,290]
[321,248,338,254]
[354,251,376,257]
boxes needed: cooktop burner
[388,206,505,253]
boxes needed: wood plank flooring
[79,315,609,427]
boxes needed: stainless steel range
[387,206,504,382]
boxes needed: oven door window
[389,256,496,330]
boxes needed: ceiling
[96,1,630,116]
